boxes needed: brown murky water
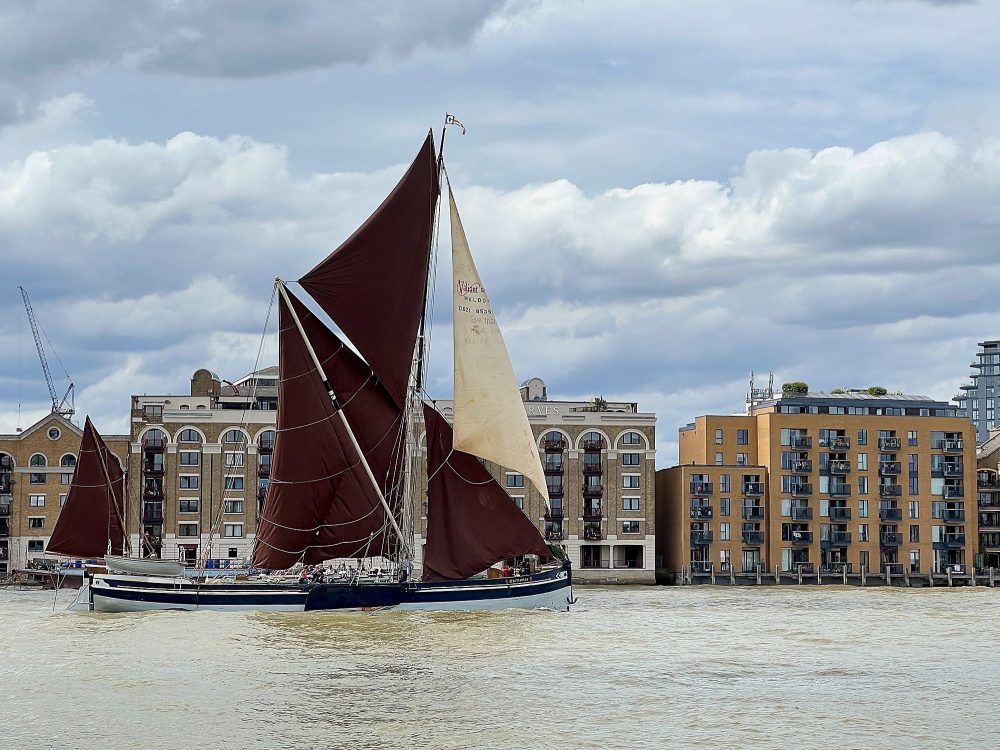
[2,585,999,749]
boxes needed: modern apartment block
[0,413,128,573]
[656,391,977,581]
[955,340,1000,445]
[413,378,657,583]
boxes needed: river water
[2,585,999,749]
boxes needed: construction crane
[18,286,75,418]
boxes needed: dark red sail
[47,417,129,558]
[422,404,551,581]
[252,290,401,570]
[298,132,439,408]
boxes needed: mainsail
[449,188,549,501]
[422,404,551,581]
[47,417,129,558]
[298,132,440,408]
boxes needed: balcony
[933,534,966,549]
[258,464,271,478]
[944,485,965,499]
[938,439,964,452]
[743,482,764,496]
[879,507,902,521]
[544,530,565,541]
[742,505,765,520]
[143,462,164,476]
[791,506,813,520]
[583,464,603,476]
[829,436,850,450]
[690,506,713,519]
[142,508,164,524]
[941,464,964,477]
[822,531,852,547]
[258,437,275,453]
[583,528,604,541]
[0,520,9,538]
[791,460,813,474]
[0,476,11,493]
[582,484,604,498]
[978,474,1000,490]
[142,485,164,500]
[742,531,765,546]
[829,483,851,497]
[582,440,604,451]
[829,506,851,521]
[942,509,966,523]
[981,513,1000,528]
[690,531,713,546]
[790,483,813,497]
[543,438,567,451]
[879,437,902,451]
[547,486,565,499]
[828,460,851,475]
[791,436,813,449]
[878,484,902,498]
[143,437,166,452]
[788,531,814,546]
[878,461,901,476]
[880,533,903,547]
[544,461,564,474]
[257,486,268,501]
[583,506,604,520]
[545,507,564,520]
[0,499,11,517]
[690,482,713,496]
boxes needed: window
[510,496,524,510]
[622,474,640,489]
[222,429,246,444]
[505,473,524,488]
[29,494,45,507]
[736,453,748,466]
[223,524,243,538]
[720,474,731,493]
[720,498,730,516]
[857,453,867,471]
[622,496,640,511]
[225,452,245,467]
[860,550,870,571]
[178,429,201,442]
[27,539,44,552]
[719,522,731,541]
[60,454,76,467]
[858,523,869,542]
[908,431,918,446]
[179,498,199,513]
[908,454,918,473]
[178,523,198,537]
[60,473,72,485]
[30,473,46,484]
[909,501,919,519]
[28,517,44,530]
[59,494,67,507]
[858,499,869,518]
[179,452,200,466]
[819,498,829,517]
[622,520,640,534]
[143,404,163,421]
[857,476,868,494]
[621,432,642,446]
[228,547,239,558]
[29,454,47,467]
[179,475,199,490]
[737,429,749,445]
[857,429,867,446]
[47,427,61,440]
[224,476,245,491]
[909,477,919,495]
[715,452,723,465]
[909,525,920,543]
[715,428,724,445]
[720,549,731,569]
[224,499,244,514]
[621,452,640,466]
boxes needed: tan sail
[449,188,549,502]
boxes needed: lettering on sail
[456,278,497,337]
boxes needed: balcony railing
[583,529,604,541]
[689,506,713,519]
[829,436,850,450]
[142,509,164,524]
[790,483,812,496]
[690,482,713,496]
[823,531,852,547]
[0,477,11,493]
[940,463,964,477]
[582,484,604,498]
[791,506,813,520]
[545,530,565,541]
[545,508,565,520]
[544,461,564,473]
[938,439,964,452]
[583,464,603,476]
[742,506,765,520]
[945,485,965,499]
[878,461,901,476]
[879,484,902,498]
[582,440,604,451]
[143,462,164,475]
[143,486,164,500]
[829,483,851,497]
[934,534,966,549]
[828,460,851,475]
[829,506,851,520]
[743,482,764,496]
[0,499,11,517]
[942,509,966,523]
[690,531,713,545]
[258,438,275,452]
[978,475,1000,490]
[143,437,166,451]
[258,464,271,478]
[791,460,813,474]
[543,439,567,451]
[879,507,902,521]
[791,436,812,449]
[878,437,902,450]
[583,506,603,520]
[787,531,813,545]
[742,531,765,545]
[880,533,903,546]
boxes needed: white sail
[449,188,549,502]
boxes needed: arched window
[258,429,276,451]
[620,431,642,446]
[60,454,77,467]
[178,429,201,443]
[542,430,566,451]
[581,431,605,450]
[0,452,13,470]
[29,453,47,468]
[223,429,246,445]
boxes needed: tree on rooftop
[866,386,888,396]
[782,382,809,394]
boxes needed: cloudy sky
[1,0,998,465]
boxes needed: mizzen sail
[298,132,440,408]
[47,417,128,558]
[449,188,548,501]
[422,404,551,581]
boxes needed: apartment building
[955,340,1000,444]
[0,413,129,573]
[656,391,976,581]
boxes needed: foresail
[298,132,440,408]
[47,417,128,558]
[251,290,400,570]
[449,188,548,501]
[423,404,551,581]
